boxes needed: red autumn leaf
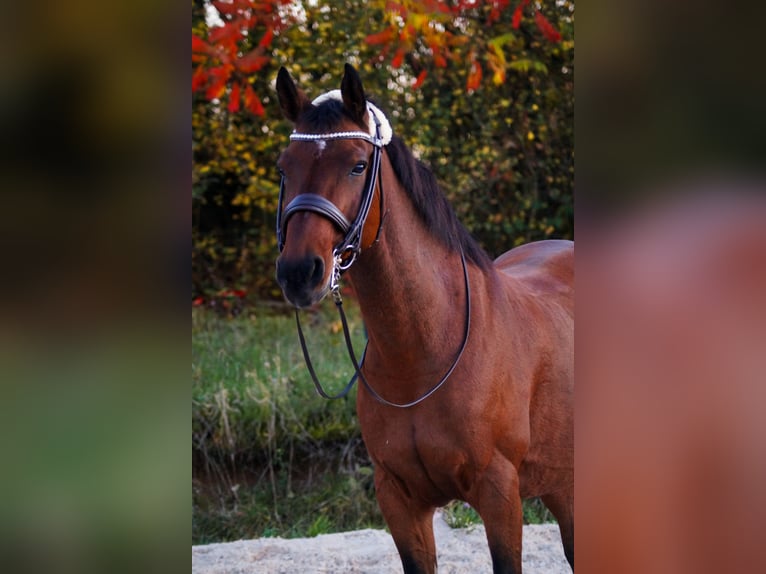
[218,288,246,297]
[534,10,562,42]
[250,2,275,13]
[402,23,416,42]
[391,48,405,69]
[212,0,252,15]
[431,44,447,68]
[205,77,227,100]
[512,0,528,29]
[258,27,274,49]
[244,84,265,116]
[466,60,483,91]
[212,1,235,15]
[208,23,242,45]
[487,0,511,24]
[228,82,241,113]
[192,66,208,92]
[237,49,270,73]
[365,28,395,45]
[192,296,205,306]
[413,70,428,89]
[192,34,209,53]
[430,1,452,14]
[205,66,231,99]
[385,1,406,17]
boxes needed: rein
[293,247,471,408]
[278,98,471,408]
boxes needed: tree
[191,0,573,302]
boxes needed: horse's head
[275,64,387,308]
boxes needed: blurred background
[577,0,766,572]
[0,1,188,573]
[191,0,574,305]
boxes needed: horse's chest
[361,412,485,501]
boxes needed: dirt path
[192,512,571,573]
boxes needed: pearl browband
[290,131,380,146]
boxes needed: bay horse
[275,64,573,574]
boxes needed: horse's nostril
[276,255,327,307]
[310,256,325,287]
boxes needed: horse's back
[494,240,573,310]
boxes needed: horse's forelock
[298,99,366,133]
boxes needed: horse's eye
[351,161,368,176]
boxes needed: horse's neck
[347,175,472,377]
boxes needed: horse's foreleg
[375,470,437,574]
[475,458,524,574]
[542,490,574,570]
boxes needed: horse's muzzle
[276,254,327,308]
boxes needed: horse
[274,64,574,574]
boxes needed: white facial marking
[315,139,326,156]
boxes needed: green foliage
[444,498,556,528]
[443,499,554,531]
[192,304,366,468]
[192,304,382,542]
[194,466,554,543]
[400,2,574,254]
[193,462,383,543]
[192,0,573,300]
[443,501,483,529]
[523,497,555,524]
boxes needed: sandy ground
[192,512,571,573]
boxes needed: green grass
[192,302,379,542]
[192,303,367,465]
[442,499,554,530]
[192,456,382,543]
[192,303,554,544]
[443,501,483,529]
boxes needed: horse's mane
[303,99,492,271]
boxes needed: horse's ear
[276,67,310,123]
[340,63,368,127]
